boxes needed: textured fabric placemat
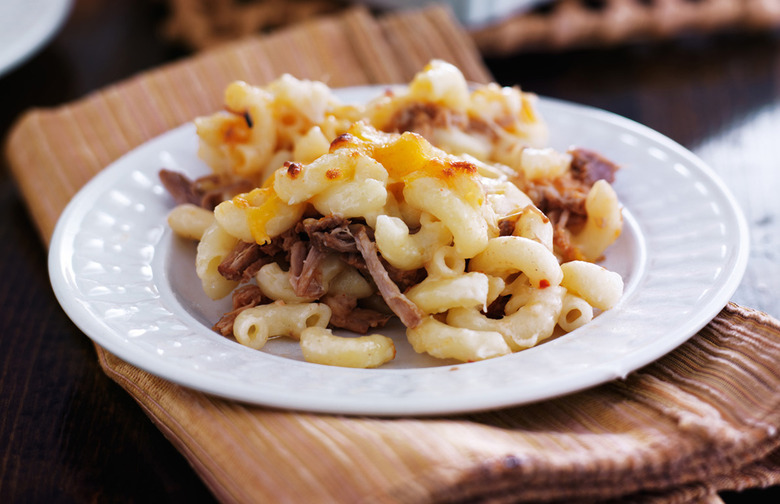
[6,5,780,503]
[158,0,780,56]
[470,0,780,55]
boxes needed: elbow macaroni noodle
[170,60,625,368]
[300,327,396,368]
[234,302,331,349]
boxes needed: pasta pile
[162,60,624,368]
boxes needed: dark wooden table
[2,1,778,502]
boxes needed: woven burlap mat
[6,5,780,503]
[160,0,780,55]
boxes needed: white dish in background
[0,0,72,77]
[352,0,551,27]
[48,87,749,416]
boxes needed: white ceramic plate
[49,88,749,416]
[0,0,72,77]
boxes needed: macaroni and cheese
[160,60,624,368]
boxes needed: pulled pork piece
[215,214,426,332]
[217,230,296,283]
[158,169,254,210]
[199,176,256,211]
[524,147,619,227]
[498,218,517,237]
[552,219,582,264]
[522,147,620,262]
[524,177,588,230]
[484,295,510,320]
[289,241,329,299]
[353,226,425,329]
[213,284,268,336]
[300,215,359,253]
[383,263,427,293]
[300,215,425,290]
[322,293,392,334]
[218,241,266,282]
[383,102,496,142]
[524,176,587,263]
[159,169,202,207]
[569,147,619,186]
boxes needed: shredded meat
[524,178,587,224]
[299,215,359,253]
[198,175,255,210]
[525,147,619,223]
[299,216,425,290]
[498,218,516,237]
[158,169,254,210]
[212,285,268,336]
[289,242,329,299]
[524,173,588,263]
[552,220,582,263]
[218,241,267,282]
[288,240,308,285]
[213,214,426,334]
[521,147,620,262]
[159,169,202,207]
[352,226,425,329]
[383,102,496,142]
[484,295,510,320]
[217,231,296,282]
[321,293,392,334]
[569,148,619,186]
[383,263,426,293]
